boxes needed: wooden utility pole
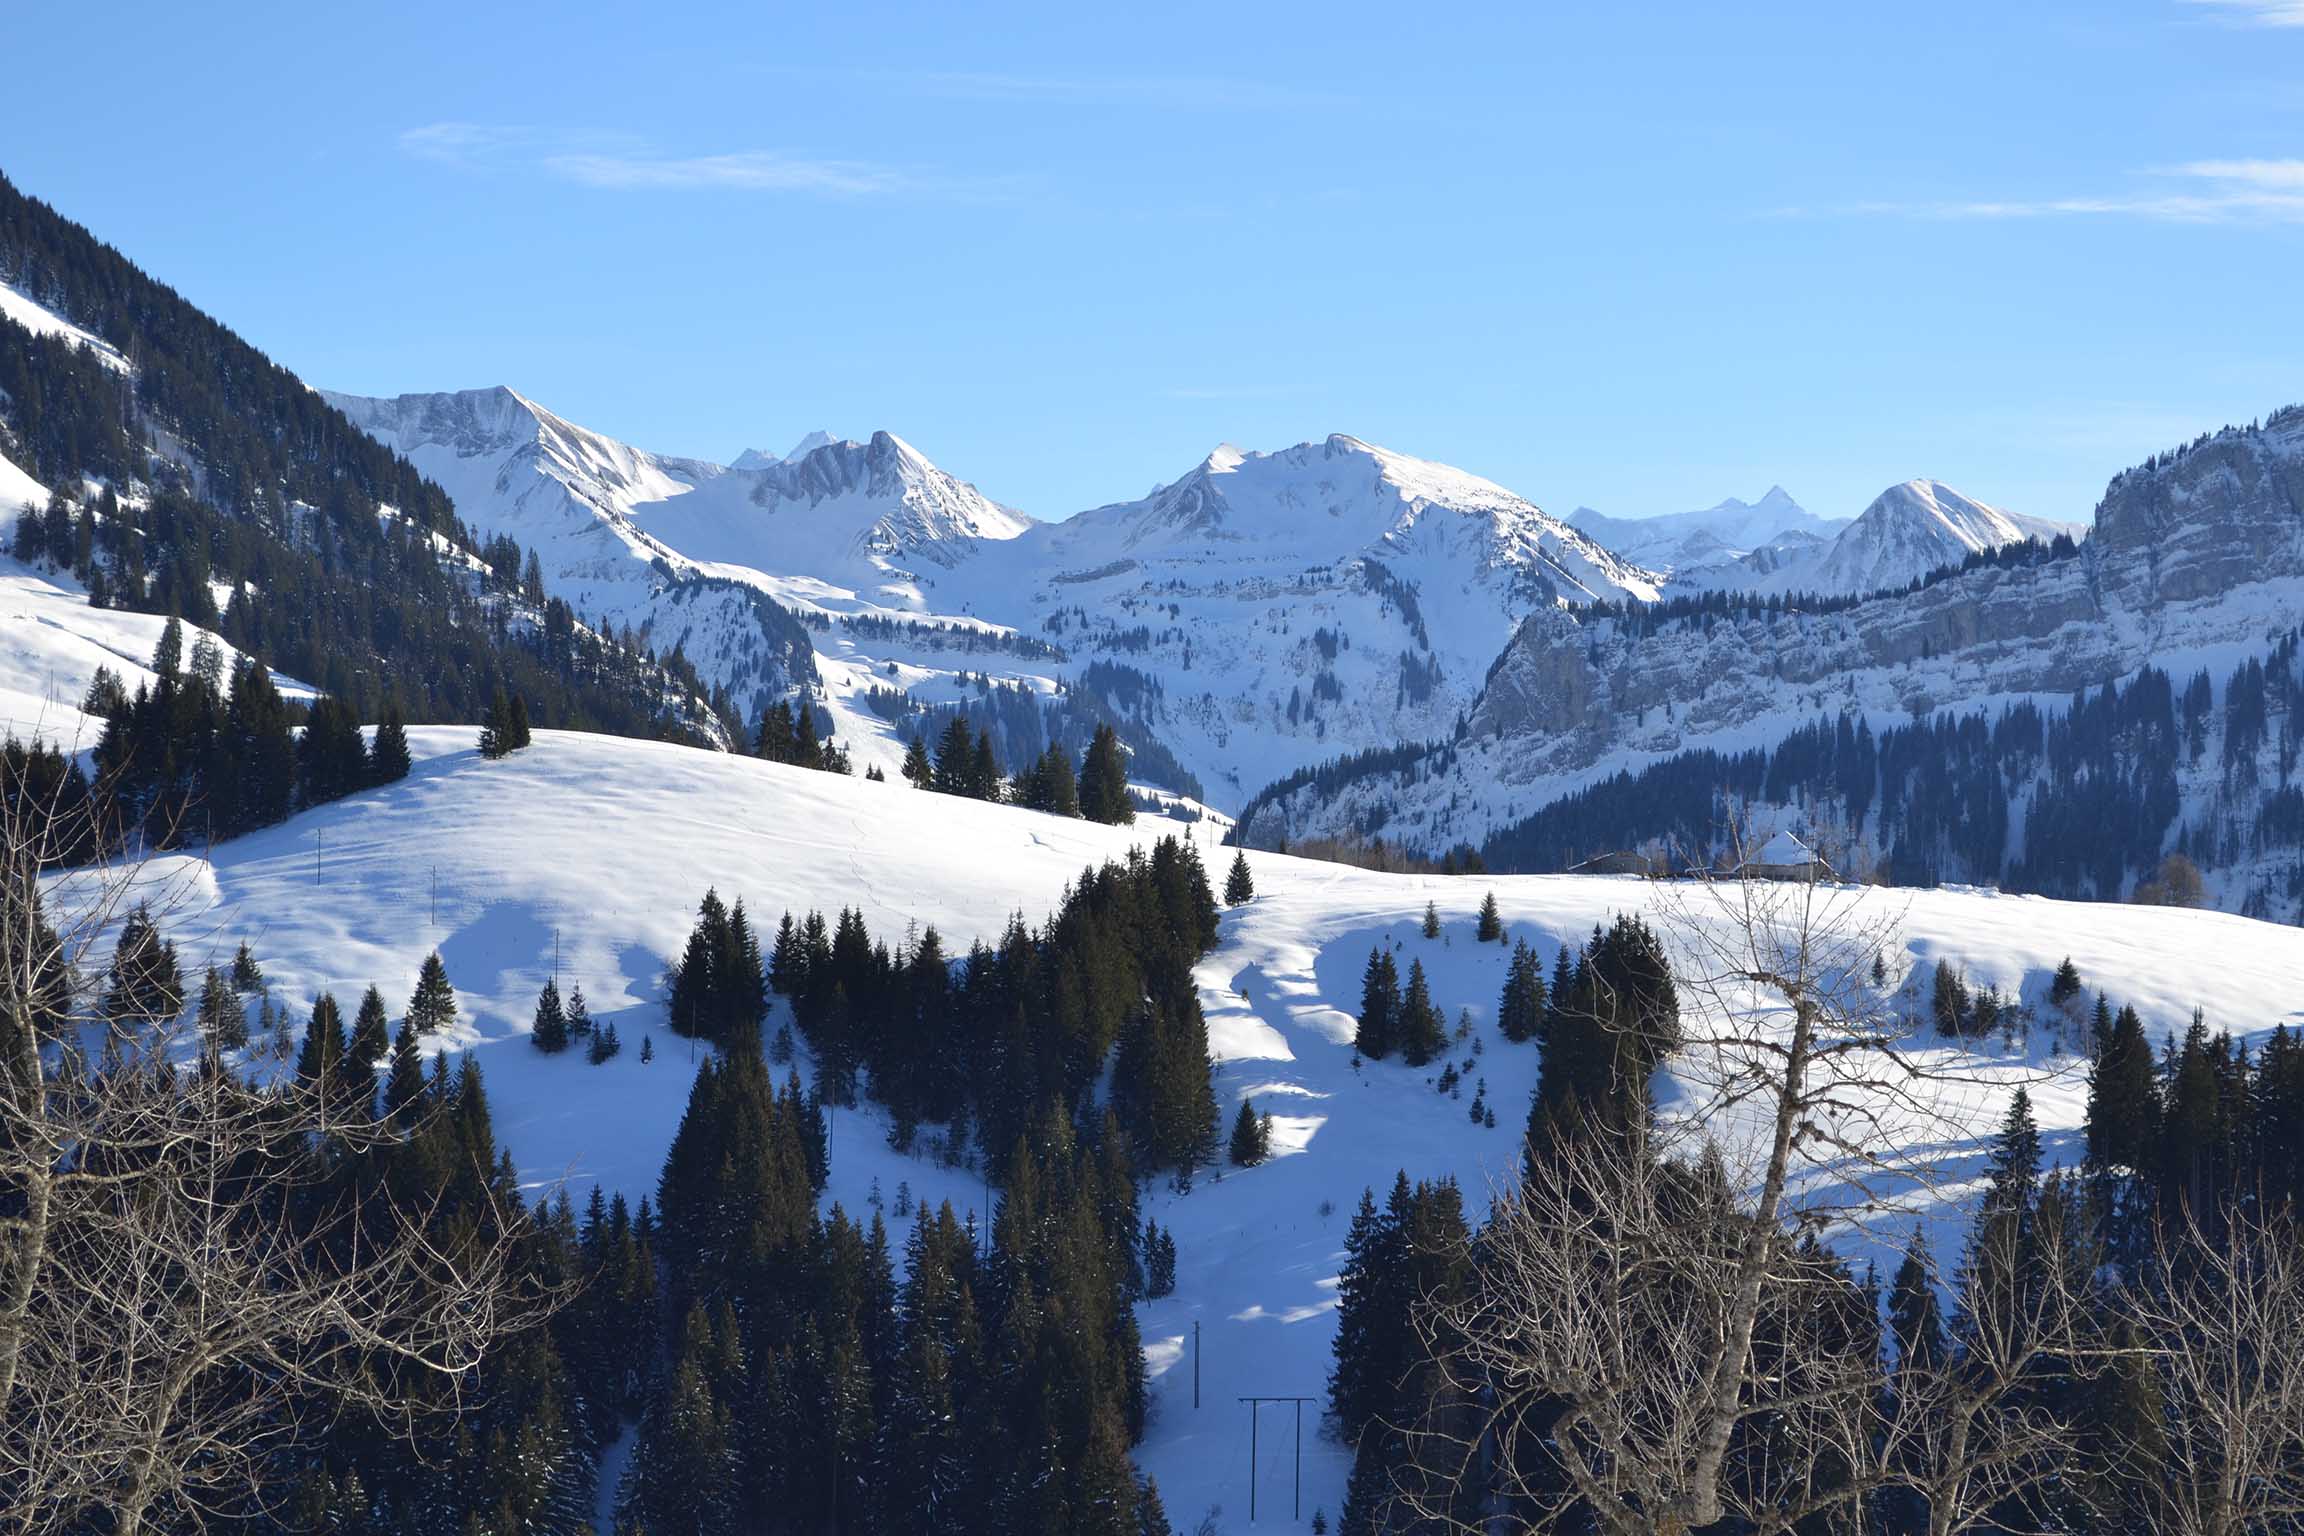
[1238,1395,1317,1523]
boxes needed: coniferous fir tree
[368,703,413,785]
[2049,955,2084,1009]
[407,950,457,1034]
[230,940,263,992]
[1476,890,1502,943]
[1079,722,1134,825]
[195,965,247,1051]
[1229,1098,1273,1167]
[1497,939,1546,1044]
[1421,900,1442,939]
[1224,849,1255,905]
[346,984,390,1075]
[532,977,570,1053]
[1355,948,1400,1060]
[1399,958,1443,1066]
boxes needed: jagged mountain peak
[1042,433,1657,606]
[731,429,1033,567]
[731,430,838,471]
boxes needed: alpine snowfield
[90,728,2304,1531]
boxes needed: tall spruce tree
[1399,958,1443,1067]
[532,977,569,1053]
[1079,723,1134,825]
[2086,1002,2160,1174]
[1355,948,1400,1061]
[1224,849,1255,906]
[407,950,457,1035]
[1476,890,1502,943]
[369,704,413,784]
[1497,939,1545,1044]
[195,965,247,1051]
[346,984,390,1075]
[1228,1099,1272,1167]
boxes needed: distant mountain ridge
[1239,407,2304,914]
[1570,487,1841,575]
[325,388,1663,804]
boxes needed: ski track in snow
[55,727,2304,1531]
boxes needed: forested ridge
[0,170,720,746]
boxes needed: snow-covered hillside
[99,727,2304,1531]
[0,446,316,745]
[0,277,130,373]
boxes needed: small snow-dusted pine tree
[1225,849,1255,906]
[1476,890,1502,943]
[532,977,569,1053]
[407,951,457,1035]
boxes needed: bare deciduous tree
[1394,856,2088,1535]
[2124,1204,2304,1536]
[0,777,542,1536]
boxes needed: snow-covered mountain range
[325,389,1660,804]
[1570,487,1841,578]
[1660,479,2081,598]
[1242,411,2304,905]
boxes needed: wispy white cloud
[398,123,1007,201]
[397,122,536,167]
[2181,0,2304,27]
[540,151,910,196]
[1843,159,2304,224]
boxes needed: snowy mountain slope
[0,447,316,743]
[1570,486,1840,576]
[1247,409,2304,869]
[635,429,1033,588]
[0,444,46,522]
[95,726,2304,1531]
[935,433,1664,803]
[1801,479,2081,596]
[320,387,820,723]
[0,277,130,373]
[1027,435,1655,604]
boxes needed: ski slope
[95,728,2304,1532]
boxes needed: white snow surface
[0,560,318,747]
[92,726,2304,1531]
[0,280,131,374]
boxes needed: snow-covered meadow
[87,728,2304,1531]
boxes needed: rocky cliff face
[1248,408,2304,851]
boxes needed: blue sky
[11,0,2304,524]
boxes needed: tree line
[665,832,1223,1175]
